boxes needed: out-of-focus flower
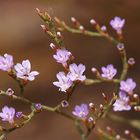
[113,91,131,111]
[0,106,15,124]
[110,17,125,33]
[0,54,14,72]
[53,72,73,92]
[68,63,86,82]
[72,104,89,118]
[120,78,136,94]
[101,64,117,80]
[14,60,39,81]
[53,49,71,66]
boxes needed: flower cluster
[0,9,139,140]
[53,48,86,92]
[113,78,136,111]
[0,54,39,82]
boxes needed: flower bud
[133,94,139,100]
[40,25,48,32]
[101,25,107,32]
[117,43,124,51]
[35,103,42,111]
[89,103,95,110]
[57,32,62,37]
[134,106,140,111]
[91,67,97,73]
[61,100,69,108]
[90,19,96,25]
[16,112,23,118]
[128,57,135,66]
[99,104,104,111]
[124,130,130,135]
[88,117,94,122]
[6,88,14,96]
[79,25,84,31]
[116,134,121,140]
[71,17,76,23]
[50,43,56,49]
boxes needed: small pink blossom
[14,59,39,81]
[53,49,71,66]
[0,54,14,72]
[120,78,136,94]
[72,104,89,118]
[68,63,86,82]
[110,17,125,33]
[53,72,73,92]
[113,91,131,111]
[101,64,117,80]
[0,106,15,124]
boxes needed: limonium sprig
[0,8,139,140]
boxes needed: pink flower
[110,17,125,33]
[101,64,117,80]
[113,91,131,111]
[0,106,15,124]
[53,72,73,92]
[14,59,39,81]
[0,54,14,72]
[72,104,89,118]
[53,49,71,66]
[120,78,136,94]
[68,63,86,82]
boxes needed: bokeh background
[0,0,140,139]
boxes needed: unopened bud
[88,117,94,122]
[124,130,130,135]
[79,25,84,31]
[6,88,14,96]
[89,103,95,109]
[106,126,112,132]
[40,25,48,32]
[102,93,108,102]
[50,43,56,49]
[36,8,41,13]
[57,32,62,37]
[101,25,107,32]
[133,94,139,100]
[128,57,135,66]
[116,134,121,140]
[100,104,104,111]
[134,106,140,111]
[35,103,42,111]
[71,17,76,23]
[61,100,69,108]
[91,67,97,73]
[16,112,23,118]
[90,19,96,25]
[117,43,124,51]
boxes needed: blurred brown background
[0,0,140,139]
